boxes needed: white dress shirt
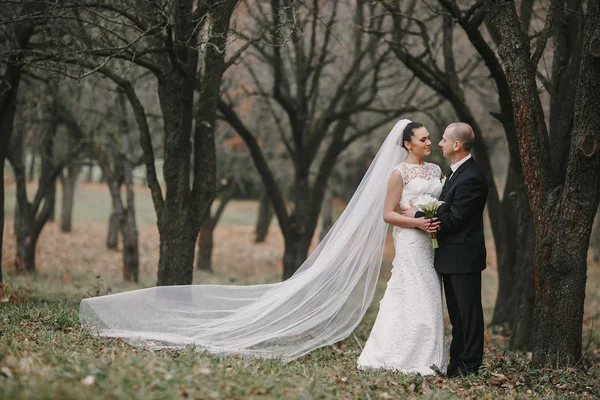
[449,153,472,180]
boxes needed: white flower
[414,194,442,207]
[414,195,444,217]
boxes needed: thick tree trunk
[255,188,273,243]
[156,74,198,286]
[548,0,584,181]
[509,194,535,350]
[282,233,312,280]
[319,185,333,242]
[196,219,215,272]
[490,165,519,325]
[157,216,197,285]
[531,2,600,365]
[154,1,236,286]
[487,0,600,367]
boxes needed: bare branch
[531,0,558,68]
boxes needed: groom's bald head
[447,123,475,152]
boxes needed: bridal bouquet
[414,194,444,249]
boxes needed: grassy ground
[1,183,599,399]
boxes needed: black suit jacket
[434,158,488,274]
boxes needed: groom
[405,122,488,377]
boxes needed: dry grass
[1,183,599,399]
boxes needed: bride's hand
[401,203,419,218]
[415,217,440,233]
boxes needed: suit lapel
[441,158,474,199]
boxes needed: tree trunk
[106,177,139,282]
[122,217,139,282]
[59,164,81,233]
[509,193,536,350]
[157,216,197,285]
[196,219,215,272]
[156,73,198,286]
[155,0,236,285]
[106,208,120,249]
[47,181,56,222]
[28,145,36,182]
[86,163,94,182]
[0,60,26,280]
[531,2,600,365]
[490,165,519,325]
[0,8,36,279]
[487,0,600,367]
[13,129,58,273]
[319,184,333,242]
[121,200,139,283]
[255,188,273,243]
[282,233,312,280]
[592,207,600,263]
[119,90,139,282]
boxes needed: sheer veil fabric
[79,119,411,362]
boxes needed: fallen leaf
[1,367,13,379]
[81,375,96,386]
[491,372,507,380]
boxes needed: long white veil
[79,119,410,362]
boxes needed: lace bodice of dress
[393,162,443,208]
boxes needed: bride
[79,119,446,374]
[357,121,446,375]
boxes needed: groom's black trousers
[442,272,484,373]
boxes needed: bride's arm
[383,170,439,232]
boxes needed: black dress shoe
[456,367,479,377]
[447,365,479,378]
[446,365,458,378]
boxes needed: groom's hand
[416,217,440,233]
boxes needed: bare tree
[0,0,39,283]
[486,0,600,367]
[5,0,241,285]
[219,0,436,279]
[56,86,141,282]
[8,84,82,272]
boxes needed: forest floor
[1,183,599,399]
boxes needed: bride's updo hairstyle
[400,122,424,148]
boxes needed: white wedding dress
[357,162,447,375]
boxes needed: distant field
[3,182,266,227]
